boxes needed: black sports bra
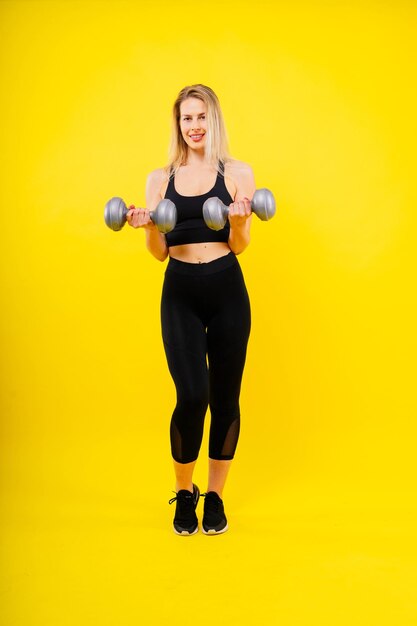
[163,162,234,247]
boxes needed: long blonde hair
[164,84,232,180]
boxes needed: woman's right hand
[126,205,158,231]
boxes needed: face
[179,97,207,151]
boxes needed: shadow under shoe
[168,483,200,536]
[201,491,228,535]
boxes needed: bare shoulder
[225,158,254,176]
[146,167,169,189]
[145,167,170,209]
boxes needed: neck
[185,149,208,168]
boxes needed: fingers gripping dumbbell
[104,196,177,233]
[202,188,276,231]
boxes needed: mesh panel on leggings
[218,417,240,459]
[170,419,183,463]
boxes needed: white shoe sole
[173,525,199,536]
[202,523,229,535]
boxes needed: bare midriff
[168,241,231,264]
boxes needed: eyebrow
[181,113,206,117]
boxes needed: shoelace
[168,490,222,508]
[168,491,194,505]
[201,492,222,512]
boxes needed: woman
[127,84,255,536]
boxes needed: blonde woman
[127,84,255,535]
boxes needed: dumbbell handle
[203,188,276,231]
[104,197,177,233]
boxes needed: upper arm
[231,161,257,234]
[145,168,166,212]
[233,162,256,203]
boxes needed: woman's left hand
[228,197,252,228]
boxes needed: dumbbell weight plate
[202,197,227,231]
[153,199,177,234]
[252,188,276,221]
[104,197,128,231]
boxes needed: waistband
[165,251,238,276]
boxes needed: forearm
[145,228,169,261]
[228,226,250,255]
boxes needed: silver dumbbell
[104,196,177,233]
[203,188,276,231]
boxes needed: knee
[174,387,209,425]
[171,391,209,463]
[210,402,240,422]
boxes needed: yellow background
[1,0,416,624]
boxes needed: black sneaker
[201,491,228,535]
[168,483,200,535]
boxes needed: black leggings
[160,251,251,464]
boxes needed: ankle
[206,489,222,498]
[176,483,193,493]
